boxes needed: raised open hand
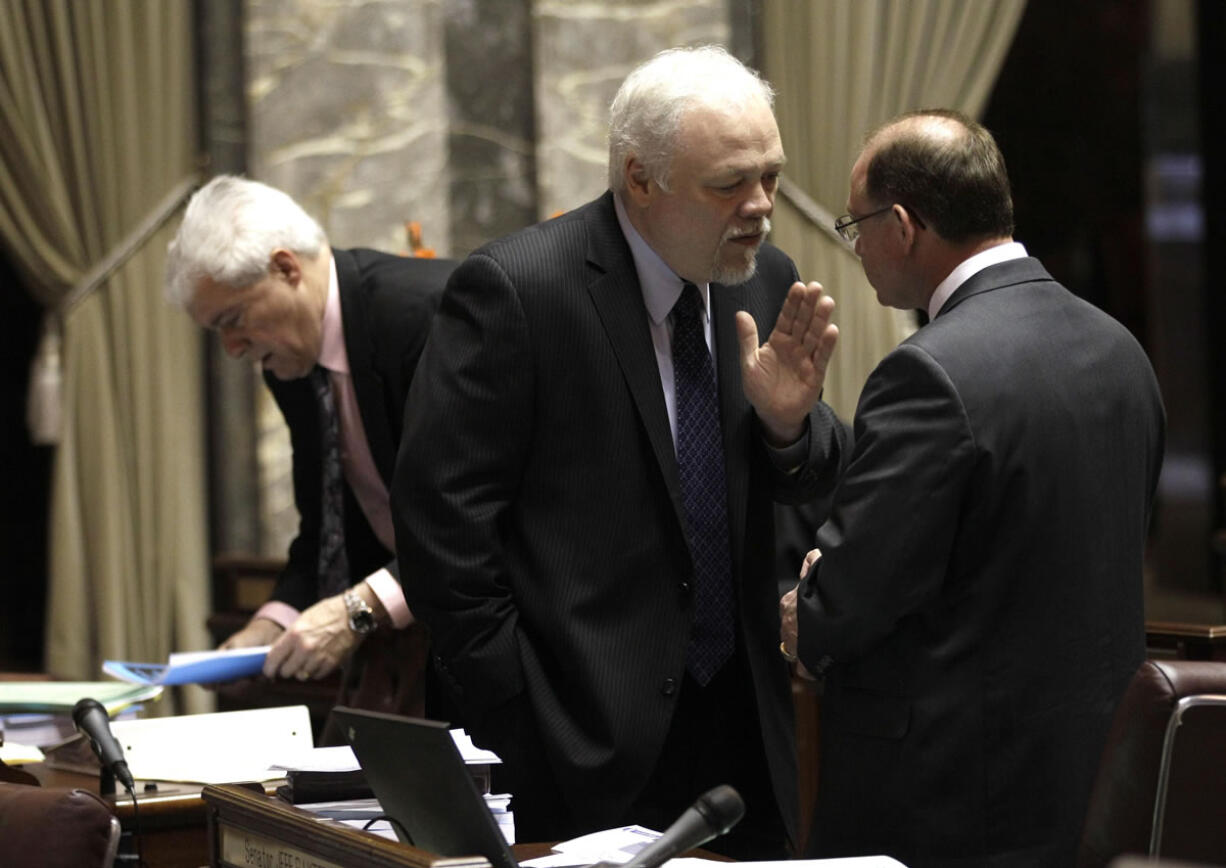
[736,281,838,445]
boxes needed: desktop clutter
[2,650,905,868]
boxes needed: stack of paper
[485,792,514,844]
[0,740,44,765]
[0,681,163,750]
[0,681,162,716]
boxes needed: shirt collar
[928,240,1028,318]
[317,253,349,374]
[613,193,711,325]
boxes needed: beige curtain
[762,0,1027,420]
[0,0,210,712]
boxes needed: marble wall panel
[237,0,741,559]
[445,0,538,255]
[246,0,451,256]
[245,0,451,556]
[532,0,730,218]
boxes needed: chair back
[1077,659,1226,867]
[0,781,121,868]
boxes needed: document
[519,826,662,867]
[102,645,270,685]
[0,681,162,715]
[0,740,44,765]
[669,860,907,867]
[105,704,314,784]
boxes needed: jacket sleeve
[796,343,975,670]
[391,253,533,722]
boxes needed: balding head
[861,109,1014,245]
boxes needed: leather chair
[0,780,121,868]
[1078,659,1226,867]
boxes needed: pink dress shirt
[255,257,413,630]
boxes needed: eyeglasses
[834,204,928,243]
[833,205,894,243]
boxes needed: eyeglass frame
[834,204,927,243]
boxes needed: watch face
[345,590,376,634]
[350,610,376,634]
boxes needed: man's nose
[742,181,774,217]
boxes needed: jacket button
[678,581,691,594]
[660,677,678,696]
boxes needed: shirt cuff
[253,601,300,631]
[366,569,415,629]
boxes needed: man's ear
[269,249,302,287]
[623,157,654,206]
[892,204,919,253]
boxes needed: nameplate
[220,826,347,868]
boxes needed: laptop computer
[330,706,518,868]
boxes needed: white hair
[607,45,775,194]
[164,175,327,307]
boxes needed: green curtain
[0,0,210,712]
[762,0,1027,419]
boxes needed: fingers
[266,631,339,680]
[775,281,828,339]
[779,586,799,659]
[795,660,819,682]
[769,283,838,375]
[263,599,355,680]
[223,618,283,651]
[800,547,822,580]
[812,318,838,375]
[263,634,293,679]
[735,310,760,365]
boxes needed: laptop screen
[331,707,518,868]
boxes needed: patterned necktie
[671,283,735,684]
[312,365,349,598]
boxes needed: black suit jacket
[797,257,1165,867]
[265,248,454,610]
[393,192,847,839]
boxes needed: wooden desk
[203,784,715,868]
[18,766,550,868]
[206,783,473,867]
[1145,621,1226,661]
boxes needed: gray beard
[710,217,769,285]
[711,252,759,286]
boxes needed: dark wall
[983,0,1149,342]
[0,255,52,671]
[985,0,1224,608]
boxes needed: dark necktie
[671,283,735,684]
[311,365,349,598]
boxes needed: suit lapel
[711,282,749,578]
[583,196,686,529]
[334,248,397,485]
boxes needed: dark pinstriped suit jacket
[264,248,454,610]
[393,192,848,838]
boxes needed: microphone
[617,785,745,868]
[72,697,136,794]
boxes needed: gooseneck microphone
[616,785,746,868]
[72,697,136,794]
